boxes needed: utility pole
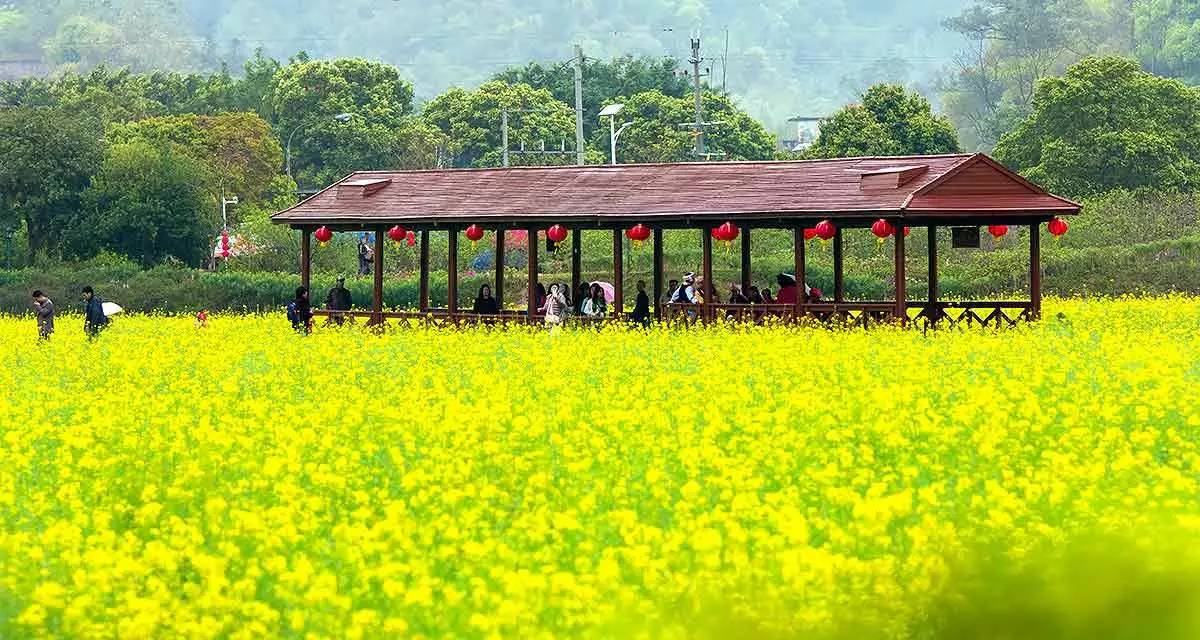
[721,29,729,94]
[690,37,705,156]
[502,109,509,167]
[573,44,586,166]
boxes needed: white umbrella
[102,302,124,317]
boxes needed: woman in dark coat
[473,285,500,315]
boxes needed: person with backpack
[81,286,109,338]
[288,287,313,334]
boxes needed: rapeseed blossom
[2,297,1200,638]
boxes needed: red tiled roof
[272,153,1080,226]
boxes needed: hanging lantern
[814,219,836,241]
[870,219,895,242]
[387,225,406,243]
[803,228,818,242]
[903,226,911,237]
[987,225,1008,240]
[220,229,231,258]
[625,223,651,249]
[314,226,333,246]
[464,224,485,246]
[1047,217,1069,239]
[405,230,416,247]
[547,224,569,243]
[715,221,739,243]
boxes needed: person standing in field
[32,290,54,341]
[541,283,567,327]
[630,280,651,327]
[473,284,499,315]
[325,276,353,325]
[288,286,313,334]
[575,282,591,316]
[582,283,607,319]
[81,286,108,338]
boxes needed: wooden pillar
[570,228,582,301]
[894,219,906,325]
[526,226,538,321]
[702,225,713,323]
[299,227,311,292]
[495,229,505,312]
[653,227,664,320]
[794,226,806,318]
[612,228,624,316]
[927,225,938,322]
[447,227,459,315]
[740,225,752,293]
[372,226,384,323]
[418,230,430,312]
[1030,223,1042,319]
[833,227,845,303]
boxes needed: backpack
[286,301,298,324]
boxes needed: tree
[107,113,284,207]
[494,55,691,139]
[1134,0,1200,82]
[588,90,777,164]
[994,56,1200,198]
[271,58,415,185]
[0,107,104,260]
[806,85,960,159]
[71,141,216,267]
[422,81,575,168]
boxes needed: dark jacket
[630,291,651,324]
[473,296,499,314]
[326,286,352,311]
[291,297,313,330]
[84,296,108,335]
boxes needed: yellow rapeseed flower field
[3,297,1200,639]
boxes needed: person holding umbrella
[581,283,607,318]
[81,286,109,338]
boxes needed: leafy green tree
[806,84,960,158]
[271,58,415,185]
[107,113,284,207]
[422,81,576,168]
[994,56,1200,197]
[494,55,691,139]
[0,107,104,260]
[72,141,216,267]
[588,90,777,163]
[1134,0,1200,82]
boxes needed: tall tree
[994,56,1200,197]
[0,107,104,260]
[806,84,960,159]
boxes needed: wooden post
[1030,223,1042,319]
[652,227,664,320]
[527,226,538,321]
[612,228,624,316]
[927,225,938,322]
[894,219,906,325]
[794,226,806,319]
[418,230,430,312]
[300,227,311,292]
[372,226,384,324]
[447,227,459,315]
[833,227,845,303]
[495,229,505,312]
[571,228,582,302]
[702,225,713,323]
[740,225,751,293]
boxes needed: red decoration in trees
[547,224,569,243]
[220,229,230,258]
[871,219,895,240]
[1047,217,1069,238]
[387,225,406,243]
[465,224,485,243]
[987,225,1008,239]
[814,219,836,241]
[314,226,333,245]
[625,224,651,242]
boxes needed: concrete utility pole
[502,109,509,167]
[690,37,705,156]
[574,44,586,166]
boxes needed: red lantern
[871,219,895,241]
[1047,217,1068,238]
[547,224,568,243]
[220,229,230,258]
[987,225,1008,240]
[314,226,333,246]
[814,219,836,241]
[625,224,651,242]
[714,221,739,243]
[803,228,818,241]
[903,226,911,237]
[387,225,406,243]
[405,230,416,247]
[465,224,485,244]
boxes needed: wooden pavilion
[272,153,1081,327]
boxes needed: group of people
[27,286,111,340]
[471,279,654,327]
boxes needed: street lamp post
[599,103,632,165]
[285,112,354,180]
